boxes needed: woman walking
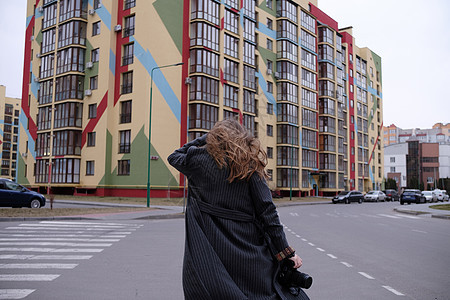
[168,119,306,299]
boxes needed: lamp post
[147,62,184,208]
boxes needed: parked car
[383,189,400,201]
[400,189,426,205]
[442,191,449,201]
[332,191,364,204]
[433,189,444,202]
[422,191,437,203]
[364,191,386,202]
[0,178,46,208]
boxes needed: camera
[278,260,313,289]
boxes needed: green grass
[430,204,450,211]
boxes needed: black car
[383,189,400,201]
[0,178,46,208]
[332,191,364,204]
[400,189,426,205]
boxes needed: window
[267,103,273,114]
[277,61,298,82]
[42,3,57,29]
[243,18,255,42]
[86,161,95,175]
[55,75,84,101]
[121,71,133,94]
[267,125,273,137]
[94,0,102,9]
[266,0,272,9]
[390,167,395,173]
[52,130,81,156]
[53,102,82,128]
[59,0,85,22]
[223,59,239,83]
[267,82,273,93]
[224,9,239,34]
[90,76,98,90]
[56,47,85,75]
[88,104,97,119]
[267,169,273,181]
[267,39,273,51]
[277,103,298,124]
[224,34,239,58]
[243,42,256,66]
[223,84,238,108]
[40,54,55,78]
[191,0,220,25]
[124,15,135,37]
[243,90,256,113]
[267,18,273,30]
[277,0,297,23]
[302,108,317,129]
[278,20,298,42]
[41,28,56,54]
[277,168,299,188]
[267,147,273,159]
[118,160,130,175]
[301,10,315,33]
[189,103,218,130]
[92,21,101,36]
[302,149,317,168]
[122,43,134,65]
[119,130,131,153]
[91,48,99,62]
[302,128,317,148]
[87,132,96,147]
[277,146,298,166]
[300,29,315,52]
[190,49,219,77]
[58,21,86,47]
[124,0,136,9]
[278,82,298,104]
[191,22,219,51]
[120,100,132,123]
[189,76,219,103]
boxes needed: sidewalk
[394,202,450,220]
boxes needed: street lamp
[147,62,184,207]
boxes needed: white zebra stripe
[0,263,77,269]
[0,274,60,281]
[0,289,35,299]
[0,248,103,253]
[0,255,92,260]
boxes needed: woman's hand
[288,254,302,269]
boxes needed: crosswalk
[0,221,142,299]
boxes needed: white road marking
[0,238,119,242]
[39,221,140,227]
[0,289,35,299]
[0,242,112,247]
[295,235,301,238]
[316,248,325,252]
[289,213,299,216]
[396,214,421,219]
[412,229,427,234]
[358,272,375,279]
[361,213,382,218]
[291,231,296,235]
[382,286,405,296]
[0,274,60,281]
[0,255,92,260]
[377,214,401,219]
[0,264,77,269]
[301,238,307,242]
[340,261,353,268]
[20,224,132,229]
[308,242,315,246]
[0,248,103,253]
[327,254,337,259]
[286,229,292,232]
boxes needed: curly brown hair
[206,119,268,182]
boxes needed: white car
[364,191,386,202]
[433,189,444,201]
[442,191,449,201]
[422,191,437,203]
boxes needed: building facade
[0,86,21,180]
[383,123,450,147]
[19,0,383,197]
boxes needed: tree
[384,178,398,190]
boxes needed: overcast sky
[1,0,449,129]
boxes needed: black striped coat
[168,135,304,300]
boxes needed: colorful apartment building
[19,0,383,197]
[0,86,21,180]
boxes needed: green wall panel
[153,0,183,55]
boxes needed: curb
[431,214,450,220]
[393,208,430,216]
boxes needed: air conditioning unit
[84,89,92,96]
[89,9,96,15]
[38,6,43,13]
[114,25,122,32]
[30,36,34,41]
[185,77,192,85]
[34,77,40,82]
[267,69,272,75]
[36,53,41,58]
[86,61,94,69]
[274,72,280,79]
[22,153,28,157]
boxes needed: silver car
[422,191,437,203]
[364,191,386,202]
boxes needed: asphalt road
[0,202,448,299]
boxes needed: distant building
[19,0,383,196]
[0,85,21,180]
[384,140,448,190]
[383,123,450,147]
